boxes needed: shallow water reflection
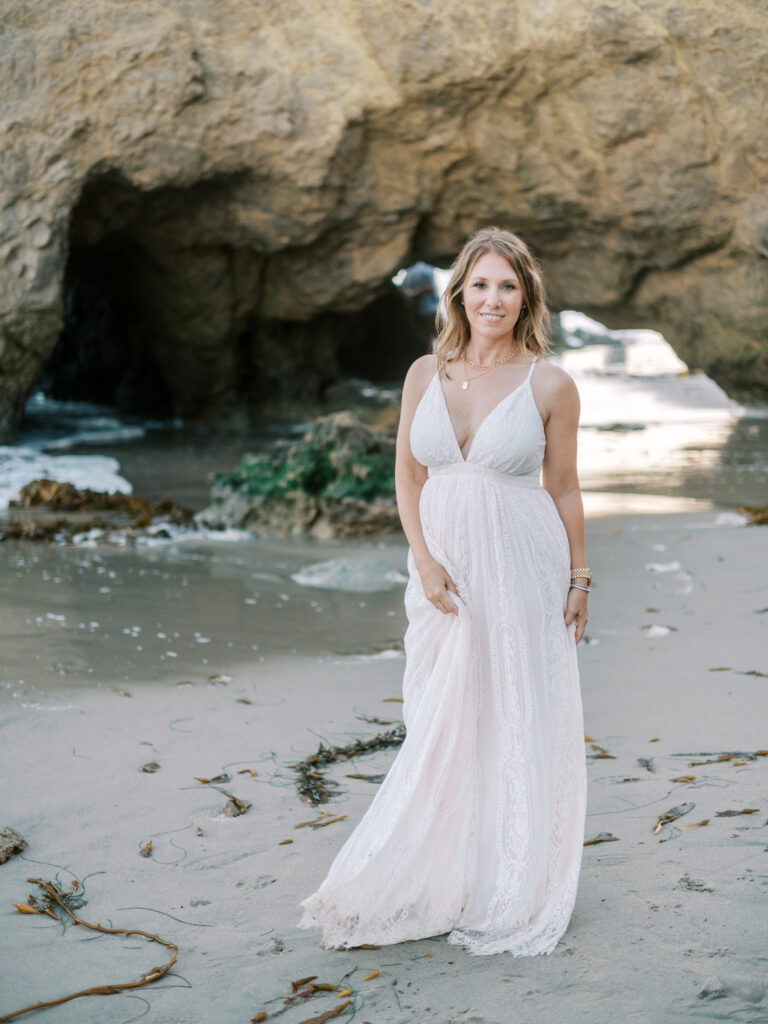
[557,314,768,507]
[0,535,410,702]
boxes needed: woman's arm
[395,356,459,615]
[539,366,589,642]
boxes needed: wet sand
[2,501,767,1024]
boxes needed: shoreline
[0,491,748,706]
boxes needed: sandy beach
[1,496,767,1024]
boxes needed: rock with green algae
[195,411,400,538]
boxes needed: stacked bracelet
[569,583,591,593]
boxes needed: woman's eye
[502,283,516,291]
[473,282,485,288]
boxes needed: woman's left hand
[565,587,589,644]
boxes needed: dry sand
[1,500,767,1024]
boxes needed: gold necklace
[464,346,519,369]
[461,346,519,390]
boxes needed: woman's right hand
[416,555,460,615]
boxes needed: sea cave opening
[40,231,173,418]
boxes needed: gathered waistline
[427,463,541,488]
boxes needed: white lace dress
[298,357,587,956]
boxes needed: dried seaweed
[251,972,356,1023]
[289,726,405,806]
[0,877,178,1022]
[660,816,710,843]
[739,503,768,525]
[194,778,251,816]
[653,802,694,834]
[10,480,190,519]
[1,518,74,542]
[2,480,193,544]
[583,832,619,846]
[671,749,768,766]
[295,1004,351,1024]
[295,813,349,831]
[586,741,615,762]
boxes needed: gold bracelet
[570,567,592,584]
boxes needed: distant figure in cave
[399,260,440,320]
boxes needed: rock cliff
[2,0,767,436]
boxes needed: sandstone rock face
[2,0,768,437]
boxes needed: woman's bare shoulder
[534,357,578,396]
[533,357,580,423]
[403,353,438,394]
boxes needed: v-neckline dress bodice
[409,356,545,487]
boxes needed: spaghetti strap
[526,355,538,381]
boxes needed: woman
[299,227,588,957]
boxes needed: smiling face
[460,250,525,347]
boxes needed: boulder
[2,0,768,438]
[196,410,399,537]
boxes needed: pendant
[462,380,469,390]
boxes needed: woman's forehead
[467,250,519,280]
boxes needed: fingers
[426,583,459,615]
[565,590,588,641]
[421,565,460,615]
[571,613,588,644]
[435,591,458,615]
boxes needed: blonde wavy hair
[434,226,550,376]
